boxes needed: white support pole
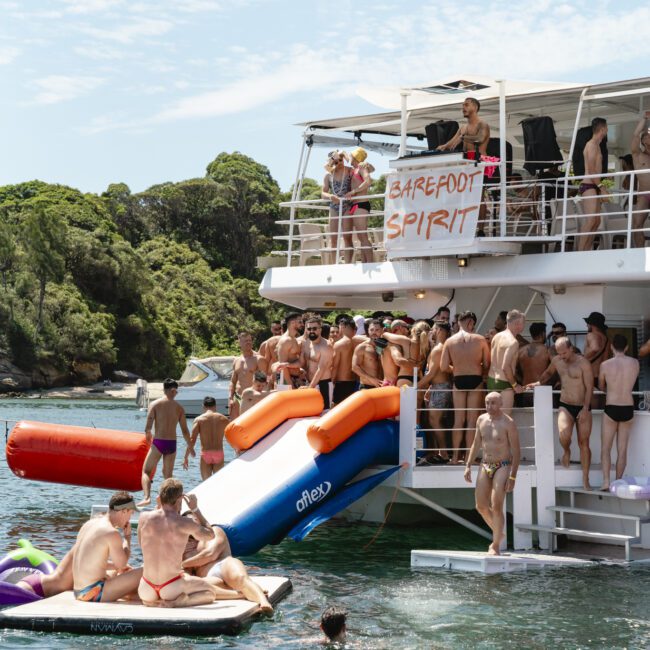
[287,135,309,268]
[512,470,533,550]
[533,385,556,549]
[399,92,410,158]
[398,386,417,487]
[498,80,507,237]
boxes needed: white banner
[384,164,484,257]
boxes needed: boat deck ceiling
[299,76,650,140]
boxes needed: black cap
[583,311,607,330]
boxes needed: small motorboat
[175,356,234,417]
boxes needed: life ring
[0,539,57,606]
[609,476,650,500]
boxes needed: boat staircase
[516,487,650,561]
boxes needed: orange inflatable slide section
[225,388,324,452]
[307,386,400,453]
[6,421,149,491]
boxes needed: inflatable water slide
[5,387,403,556]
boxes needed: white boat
[175,356,233,417]
[257,75,650,559]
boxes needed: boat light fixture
[415,290,426,300]
[456,256,468,268]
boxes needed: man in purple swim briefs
[138,378,193,507]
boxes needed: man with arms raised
[577,117,607,251]
[487,309,525,414]
[139,378,192,507]
[631,111,650,248]
[583,311,611,389]
[351,319,385,389]
[183,396,229,480]
[527,337,594,489]
[599,334,639,490]
[182,508,272,612]
[274,312,306,388]
[517,322,550,407]
[229,332,263,420]
[240,371,273,414]
[418,322,452,463]
[441,311,491,464]
[138,478,218,607]
[331,316,364,405]
[72,491,141,602]
[300,315,334,409]
[464,392,520,556]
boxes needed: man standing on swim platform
[464,392,520,556]
[441,311,490,464]
[138,378,192,507]
[527,337,594,490]
[487,309,525,415]
[598,334,639,490]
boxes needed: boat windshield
[178,363,209,386]
[202,358,234,380]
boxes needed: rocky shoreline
[0,381,164,401]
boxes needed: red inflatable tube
[307,386,401,453]
[225,388,324,452]
[6,421,149,491]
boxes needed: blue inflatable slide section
[191,417,399,556]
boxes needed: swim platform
[0,575,291,636]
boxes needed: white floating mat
[0,575,291,636]
[411,550,594,574]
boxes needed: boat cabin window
[178,364,209,386]
[203,358,234,380]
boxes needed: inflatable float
[6,421,149,490]
[609,476,650,499]
[0,539,57,606]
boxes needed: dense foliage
[0,153,285,379]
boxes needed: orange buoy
[6,421,149,491]
[225,388,324,452]
[307,386,400,453]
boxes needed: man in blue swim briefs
[72,491,142,602]
[464,392,520,556]
[138,378,193,507]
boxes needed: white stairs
[517,487,650,561]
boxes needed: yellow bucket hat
[350,147,368,163]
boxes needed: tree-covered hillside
[0,152,285,384]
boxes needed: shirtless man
[229,332,262,420]
[418,322,452,463]
[437,97,490,156]
[72,491,142,602]
[351,319,384,388]
[329,323,342,345]
[274,312,306,388]
[139,378,191,507]
[640,338,650,358]
[331,316,365,405]
[464,392,520,556]
[183,396,228,480]
[138,478,218,607]
[517,322,550,407]
[527,337,594,489]
[577,117,607,251]
[300,315,334,409]
[182,512,272,612]
[270,320,282,337]
[599,334,639,490]
[258,321,284,386]
[433,306,451,323]
[17,544,76,599]
[441,311,491,464]
[383,320,418,386]
[240,371,272,414]
[631,111,650,248]
[583,311,611,389]
[487,309,525,414]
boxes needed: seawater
[0,399,649,649]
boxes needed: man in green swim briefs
[487,309,526,415]
[464,392,520,556]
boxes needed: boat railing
[268,166,650,267]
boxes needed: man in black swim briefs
[598,334,639,490]
[527,336,594,490]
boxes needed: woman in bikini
[347,147,375,263]
[321,150,353,264]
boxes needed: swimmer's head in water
[159,478,184,506]
[321,605,347,642]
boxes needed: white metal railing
[270,165,650,267]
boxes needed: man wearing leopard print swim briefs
[464,392,520,556]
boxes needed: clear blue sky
[1,0,649,194]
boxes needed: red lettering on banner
[457,206,478,234]
[401,178,413,200]
[413,176,425,200]
[388,181,401,200]
[425,176,437,197]
[457,172,468,193]
[403,212,418,235]
[425,210,449,238]
[386,213,402,239]
[467,171,482,192]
